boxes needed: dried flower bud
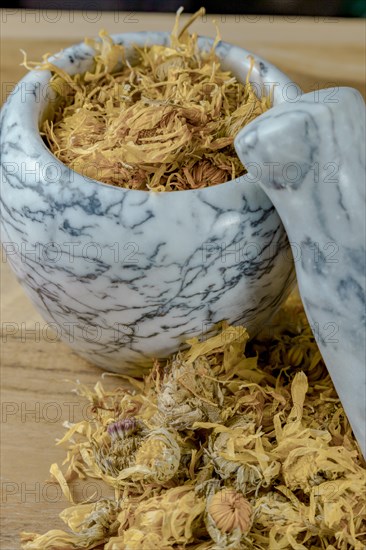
[205,487,254,549]
[287,346,304,367]
[156,356,223,430]
[118,428,181,483]
[94,419,145,477]
[21,499,119,549]
[208,489,253,534]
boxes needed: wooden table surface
[1,10,365,549]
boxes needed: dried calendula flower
[20,294,366,550]
[208,488,253,533]
[109,485,205,548]
[118,427,181,483]
[253,490,312,548]
[204,415,281,495]
[21,499,119,549]
[93,417,147,478]
[26,7,271,191]
[205,487,253,549]
[156,355,223,430]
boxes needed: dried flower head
[107,485,205,548]
[205,486,254,549]
[156,355,223,430]
[208,488,253,534]
[118,428,181,483]
[93,417,146,478]
[21,499,119,549]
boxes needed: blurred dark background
[0,0,365,17]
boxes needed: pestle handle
[234,87,366,457]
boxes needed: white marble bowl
[1,33,296,373]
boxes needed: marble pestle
[235,87,366,456]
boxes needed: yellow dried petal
[34,9,270,191]
[50,463,74,504]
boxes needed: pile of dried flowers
[21,294,366,549]
[30,8,270,190]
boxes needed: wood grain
[1,10,365,549]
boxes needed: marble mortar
[0,32,296,373]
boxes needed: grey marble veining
[0,33,295,374]
[235,87,366,456]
